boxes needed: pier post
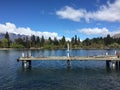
[22,61,24,66]
[28,60,32,67]
[112,62,115,69]
[119,61,120,69]
[22,60,32,68]
[106,60,110,68]
[116,61,120,70]
[66,43,71,70]
[67,43,70,58]
[115,61,119,69]
[112,61,117,70]
[22,60,27,68]
[111,61,120,70]
[67,60,71,71]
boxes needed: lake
[0,49,120,90]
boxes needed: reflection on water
[0,49,120,90]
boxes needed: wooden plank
[18,55,120,61]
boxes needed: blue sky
[0,0,120,40]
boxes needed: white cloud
[78,27,120,36]
[78,27,109,35]
[56,0,120,22]
[56,6,86,22]
[0,22,59,39]
[87,0,120,22]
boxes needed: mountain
[0,33,27,41]
[112,33,120,39]
[0,33,5,40]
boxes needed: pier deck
[17,55,120,69]
[17,44,120,69]
[18,55,120,61]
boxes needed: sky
[0,0,120,40]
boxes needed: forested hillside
[0,32,120,49]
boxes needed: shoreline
[0,48,23,50]
[0,48,120,51]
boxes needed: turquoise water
[0,49,120,90]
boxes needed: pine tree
[5,32,10,47]
[75,35,78,45]
[61,36,66,45]
[48,37,53,44]
[36,36,40,47]
[41,35,45,47]
[31,35,36,47]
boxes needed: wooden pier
[17,55,120,69]
[17,44,120,69]
[18,55,120,61]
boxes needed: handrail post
[67,43,70,58]
[67,43,71,70]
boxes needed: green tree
[61,36,66,45]
[48,37,53,44]
[15,38,24,45]
[82,38,91,46]
[31,35,36,47]
[5,32,10,47]
[0,41,2,47]
[75,35,78,45]
[36,36,40,47]
[1,38,8,48]
[104,34,112,46]
[25,36,30,48]
[109,43,120,48]
[10,43,24,48]
[78,37,81,46]
[41,35,45,47]
[53,37,59,46]
[71,37,75,47]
